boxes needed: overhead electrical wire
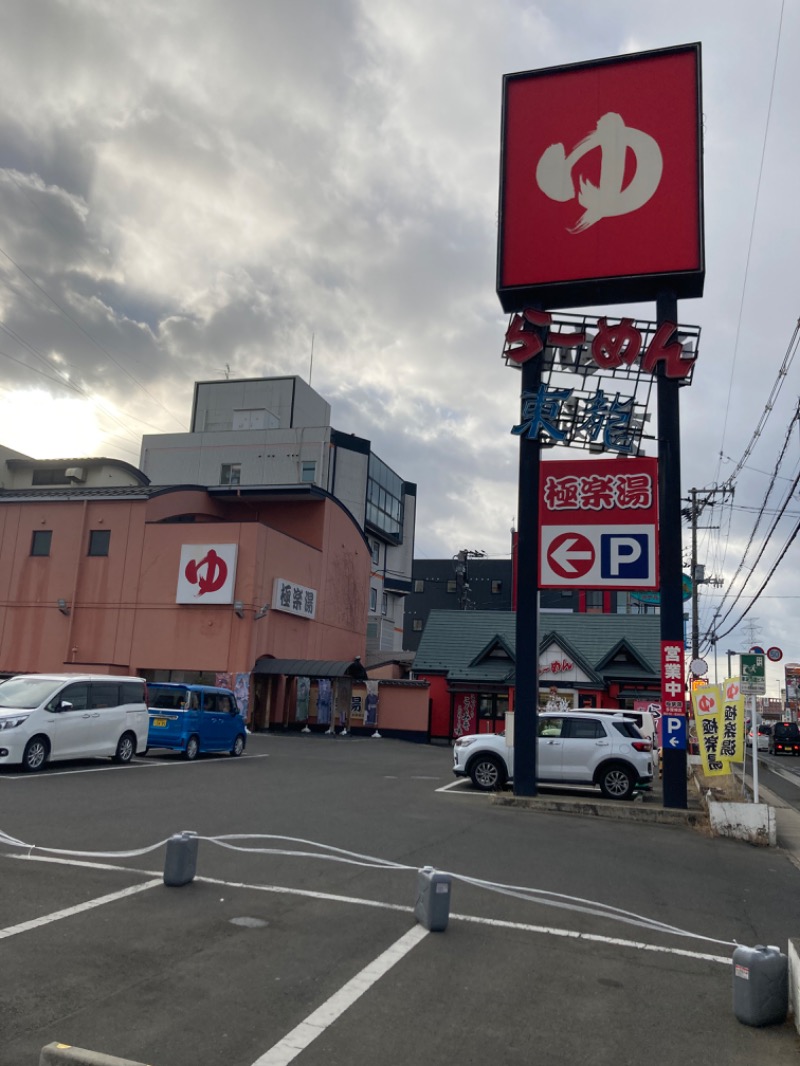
[712,0,786,487]
[705,399,800,640]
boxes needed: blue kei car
[146,683,247,760]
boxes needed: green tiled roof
[413,610,662,685]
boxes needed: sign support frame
[657,289,688,809]
[513,317,545,796]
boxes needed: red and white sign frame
[539,457,659,590]
[497,43,704,311]
[176,543,238,604]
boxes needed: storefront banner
[453,693,477,737]
[365,680,379,727]
[296,677,310,722]
[316,679,332,725]
[334,679,350,726]
[721,677,745,763]
[691,683,730,776]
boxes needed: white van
[0,674,148,772]
[592,707,659,749]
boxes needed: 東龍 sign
[497,43,704,312]
[176,544,238,604]
[539,457,659,590]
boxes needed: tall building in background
[140,377,416,653]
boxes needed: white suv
[452,711,653,800]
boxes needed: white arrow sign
[551,537,593,573]
[668,736,680,748]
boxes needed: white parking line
[0,754,268,780]
[8,853,734,966]
[250,924,430,1066]
[0,879,161,939]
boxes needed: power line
[713,0,787,485]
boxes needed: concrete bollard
[163,830,199,886]
[413,866,451,932]
[40,1042,152,1066]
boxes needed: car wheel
[22,736,48,773]
[231,734,245,757]
[184,735,200,761]
[469,754,506,792]
[598,763,635,801]
[113,732,136,764]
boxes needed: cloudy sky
[0,0,798,686]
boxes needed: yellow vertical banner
[691,684,730,776]
[721,677,745,763]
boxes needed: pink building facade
[0,479,371,727]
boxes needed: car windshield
[148,685,189,711]
[0,677,65,709]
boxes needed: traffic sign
[658,715,687,750]
[740,653,766,696]
[767,647,783,663]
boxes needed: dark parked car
[768,722,800,756]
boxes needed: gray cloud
[0,0,797,664]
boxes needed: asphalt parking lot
[2,732,800,1066]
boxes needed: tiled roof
[413,610,662,685]
[0,486,156,501]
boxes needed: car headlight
[0,714,30,730]
[454,736,481,749]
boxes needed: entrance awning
[253,658,356,679]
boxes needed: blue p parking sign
[660,715,687,750]
[600,532,650,580]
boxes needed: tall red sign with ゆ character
[498,44,704,311]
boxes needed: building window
[381,592,388,616]
[31,468,70,485]
[220,463,241,486]
[478,694,509,723]
[371,540,380,565]
[88,529,110,557]
[365,454,404,542]
[414,579,424,593]
[412,619,423,632]
[585,591,603,614]
[301,460,316,483]
[31,530,52,556]
[491,580,503,594]
[446,579,457,593]
[369,587,378,612]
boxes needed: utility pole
[453,549,486,610]
[685,486,727,662]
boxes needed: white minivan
[0,674,149,772]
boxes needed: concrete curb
[490,792,708,829]
[40,1044,152,1066]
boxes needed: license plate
[153,717,168,727]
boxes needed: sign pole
[513,325,544,796]
[749,695,759,803]
[657,289,688,809]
